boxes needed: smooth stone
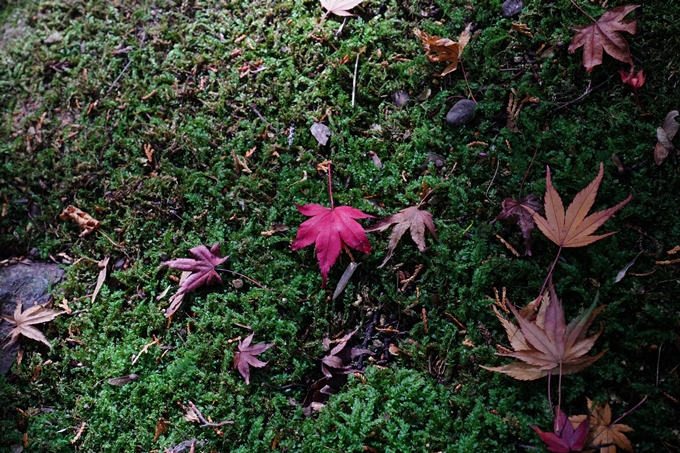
[445,99,476,126]
[501,0,524,18]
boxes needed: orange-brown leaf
[530,163,631,248]
[2,303,64,348]
[568,5,639,72]
[570,399,635,453]
[482,280,605,381]
[366,205,437,268]
[414,24,472,76]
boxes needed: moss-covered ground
[1,0,679,451]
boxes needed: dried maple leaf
[291,163,373,287]
[568,5,639,72]
[570,399,634,453]
[162,243,228,317]
[529,163,631,249]
[414,24,472,76]
[59,205,101,237]
[481,279,606,380]
[366,205,437,267]
[654,110,679,165]
[495,194,542,256]
[321,329,372,378]
[532,407,589,453]
[2,303,64,348]
[234,333,274,384]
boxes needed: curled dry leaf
[321,329,373,377]
[414,23,472,76]
[481,279,606,381]
[568,5,639,71]
[366,205,437,267]
[654,110,679,165]
[59,205,101,237]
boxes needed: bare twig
[105,60,132,95]
[187,401,234,428]
[485,158,501,204]
[554,75,613,111]
[518,147,539,200]
[352,53,360,108]
[250,103,277,132]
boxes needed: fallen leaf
[59,205,101,237]
[481,279,606,380]
[615,251,644,283]
[321,329,373,377]
[91,255,110,304]
[162,243,229,317]
[529,163,632,248]
[414,24,472,76]
[366,205,437,267]
[2,303,64,348]
[654,110,679,165]
[495,194,542,256]
[532,407,589,453]
[320,0,364,17]
[568,5,639,71]
[234,332,274,384]
[570,399,634,453]
[292,164,373,287]
[619,69,645,89]
[153,417,170,443]
[332,261,360,300]
[107,374,139,386]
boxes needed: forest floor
[1,0,679,451]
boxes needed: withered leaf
[234,333,274,384]
[568,5,639,71]
[107,374,139,386]
[481,279,606,381]
[414,24,472,76]
[162,243,228,317]
[2,303,64,348]
[570,399,635,453]
[321,329,372,378]
[495,194,542,256]
[654,110,679,165]
[529,163,631,248]
[532,407,589,453]
[366,205,437,268]
[59,205,101,237]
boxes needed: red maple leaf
[234,333,274,384]
[532,407,589,452]
[291,163,374,287]
[162,242,228,316]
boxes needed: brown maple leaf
[529,163,632,249]
[568,5,639,72]
[570,399,635,453]
[366,205,437,268]
[654,110,679,165]
[2,302,64,348]
[481,279,606,381]
[414,24,472,76]
[234,333,274,385]
[495,194,542,256]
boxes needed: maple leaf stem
[569,0,597,23]
[538,246,563,301]
[611,395,647,424]
[547,371,553,410]
[327,161,334,210]
[214,268,270,291]
[634,88,641,109]
[418,162,458,208]
[557,362,563,423]
[308,10,330,39]
[459,61,477,104]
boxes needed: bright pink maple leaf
[292,203,373,287]
[532,408,589,453]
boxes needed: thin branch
[351,53,360,108]
[612,395,648,425]
[554,75,613,111]
[327,161,334,210]
[250,103,277,132]
[214,268,270,291]
[105,60,132,95]
[485,158,501,204]
[459,61,477,104]
[187,401,234,428]
[518,147,539,200]
[418,162,458,208]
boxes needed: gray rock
[310,122,331,146]
[0,262,64,374]
[391,90,409,108]
[445,99,476,127]
[501,0,524,18]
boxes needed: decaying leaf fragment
[481,280,606,380]
[59,205,101,237]
[568,5,639,71]
[321,329,373,378]
[2,302,64,348]
[529,163,632,248]
[366,205,437,267]
[414,24,472,76]
[569,399,635,453]
[495,194,542,255]
[654,110,679,165]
